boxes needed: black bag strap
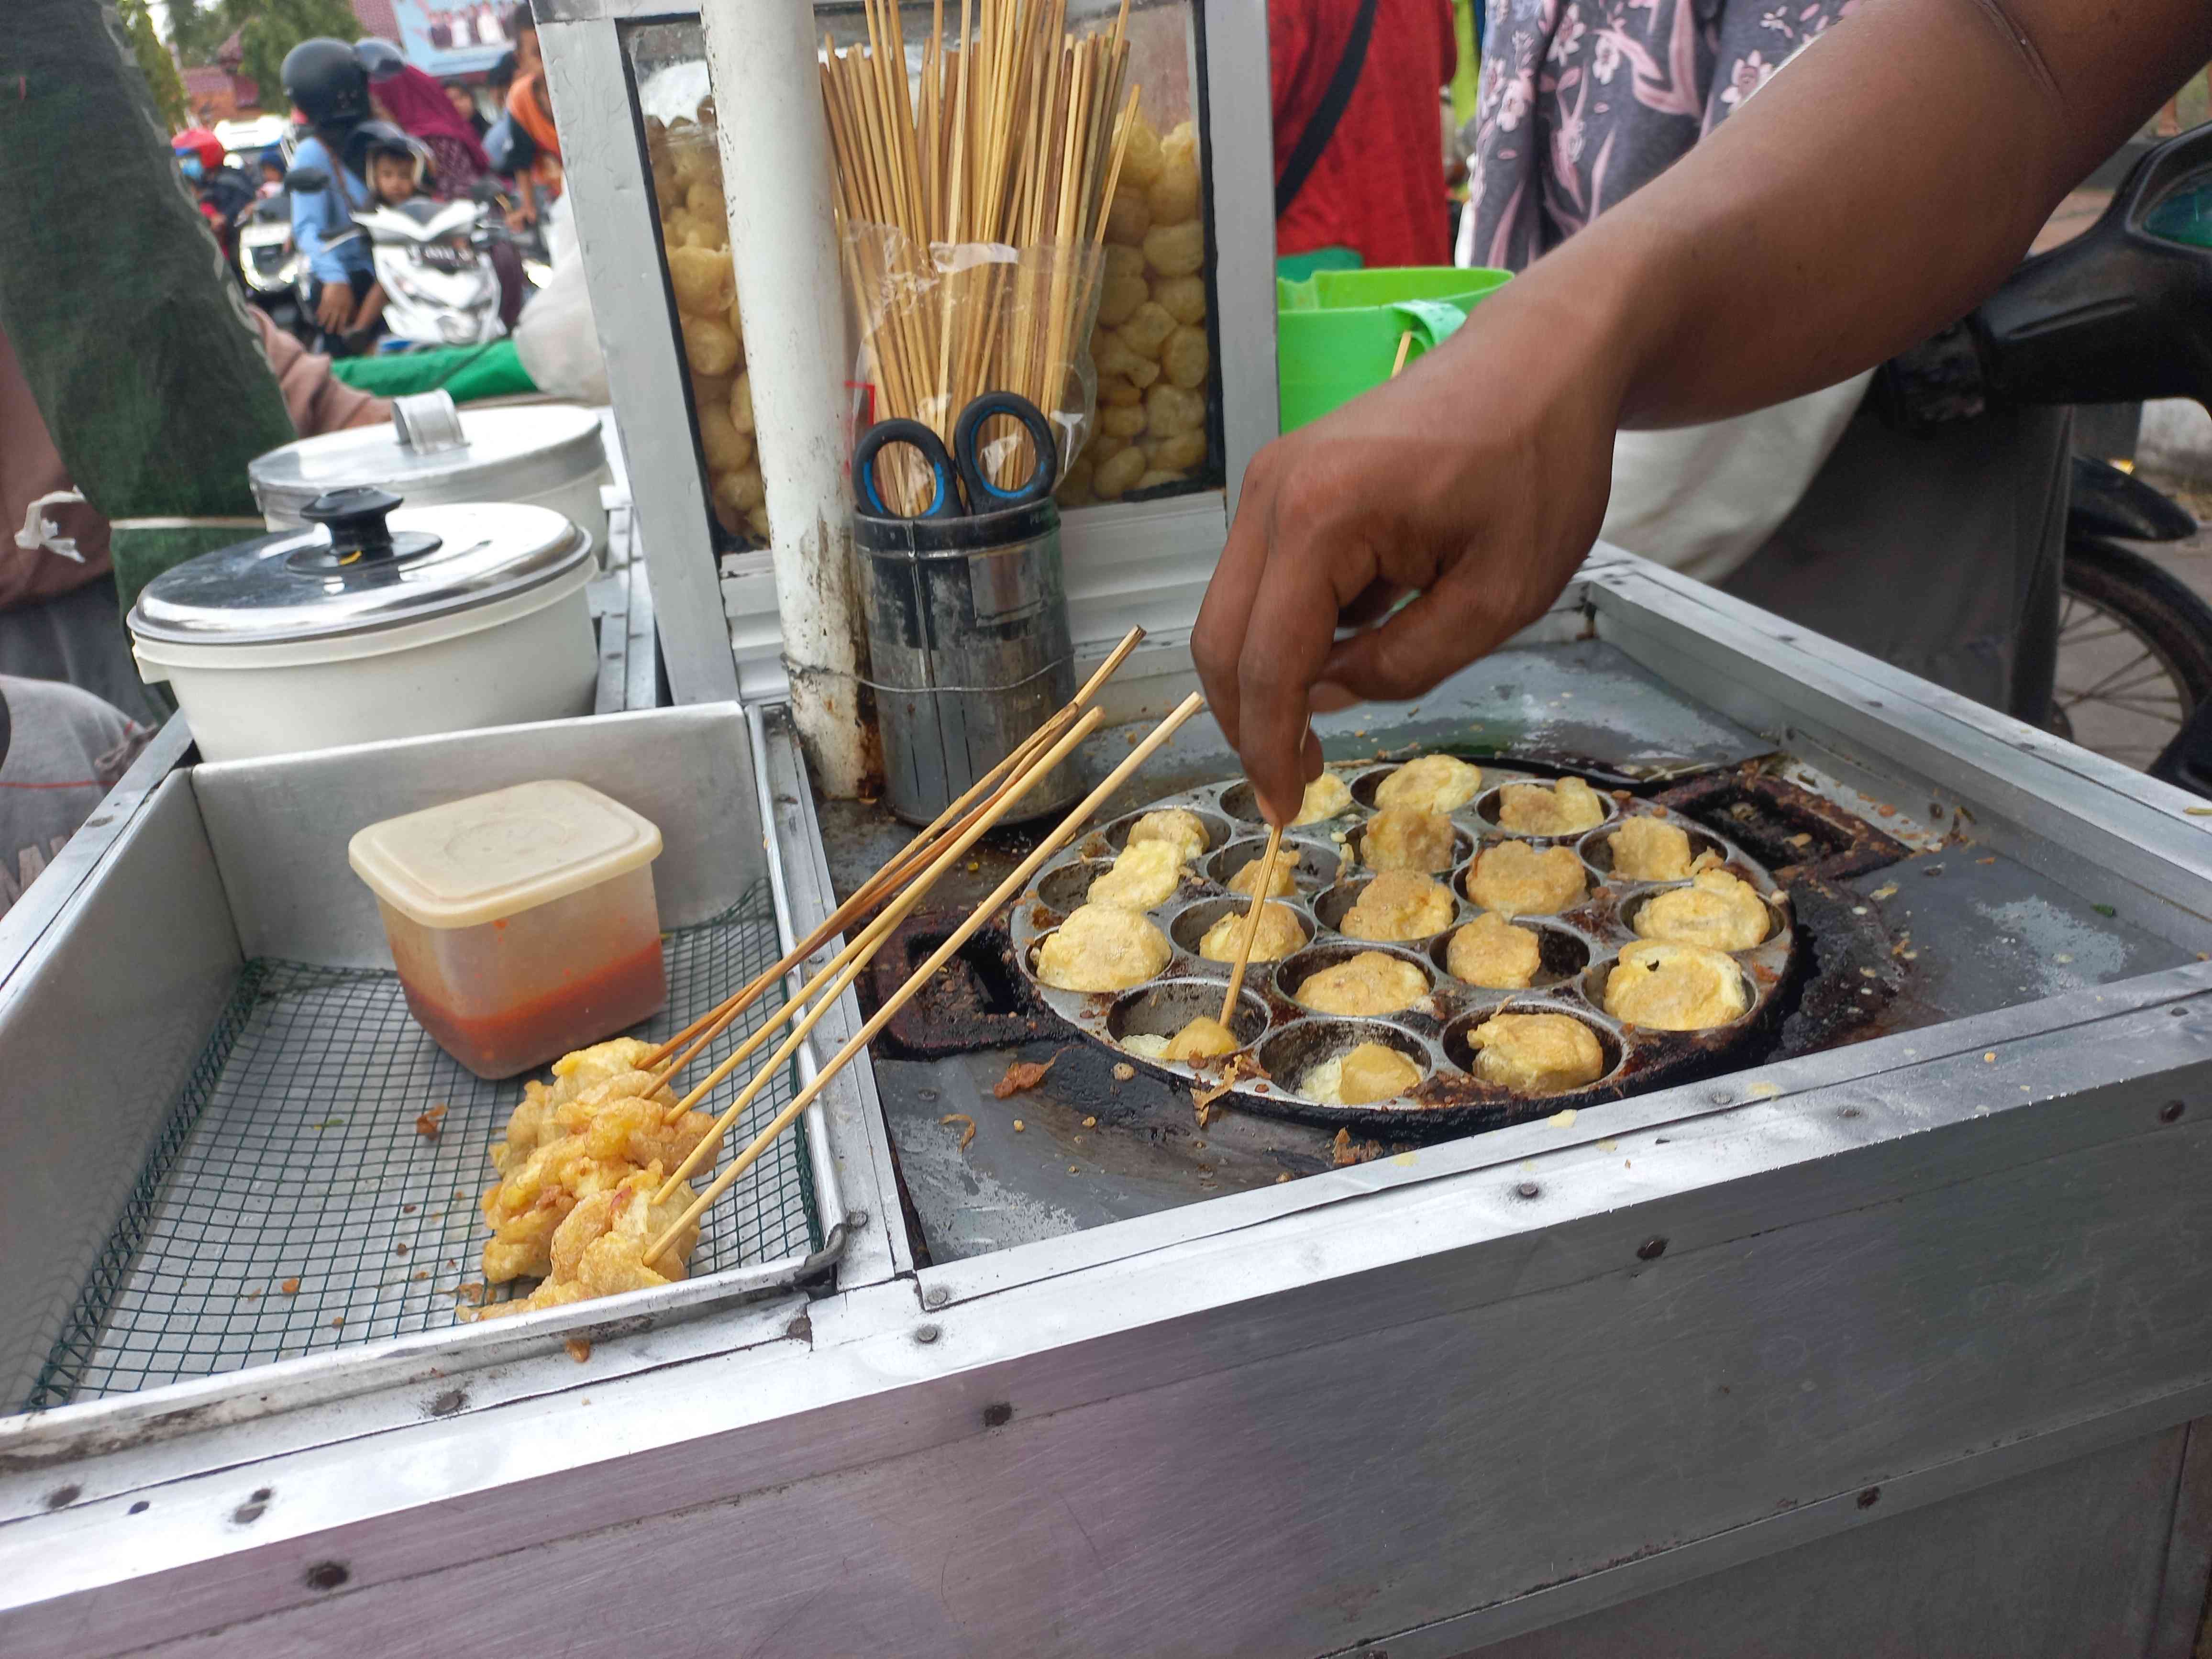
[1275,0,1379,219]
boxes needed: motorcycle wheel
[2051,537,2212,768]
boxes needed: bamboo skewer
[639,626,1145,1084]
[1391,332,1416,378]
[651,704,1109,1208]
[1218,823,1283,1024]
[646,692,1210,1268]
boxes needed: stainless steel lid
[246,395,607,517]
[128,490,593,647]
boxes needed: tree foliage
[120,0,191,132]
[163,0,363,109]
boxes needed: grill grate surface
[28,884,816,1408]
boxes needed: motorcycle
[286,167,518,353]
[233,192,305,340]
[1879,123,2212,787]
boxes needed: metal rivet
[1708,1090,1731,1105]
[2161,1101,2186,1124]
[1515,1181,1540,1200]
[128,1501,149,1515]
[304,1562,350,1592]
[914,1323,941,1345]
[232,1499,267,1526]
[1637,1237,1668,1261]
[2174,1006,2189,1018]
[1838,1107,1862,1120]
[1857,1486,1881,1509]
[44,1484,79,1511]
[429,1389,465,1417]
[982,1402,1013,1428]
[847,1209,871,1230]
[922,1285,950,1310]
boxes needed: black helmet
[282,38,369,127]
[355,37,406,81]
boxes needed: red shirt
[1271,0,1457,268]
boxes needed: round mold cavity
[1274,939,1438,1017]
[1577,816,1732,883]
[1344,815,1475,877]
[1615,880,1783,951]
[1106,978,1270,1053]
[1208,834,1344,896]
[1439,1005,1626,1090]
[1473,778,1619,840]
[1582,955,1763,1031]
[1217,774,1360,827]
[1097,804,1236,855]
[1171,894,1313,963]
[1431,916,1591,991]
[1315,871,1460,944]
[1349,755,1487,814]
[1036,859,1113,914]
[1258,1018,1433,1106]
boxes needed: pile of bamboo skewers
[820,0,1141,508]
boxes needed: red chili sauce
[404,940,669,1079]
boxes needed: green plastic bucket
[1276,265,1511,432]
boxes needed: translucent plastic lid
[348,780,664,929]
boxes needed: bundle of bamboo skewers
[821,0,1142,510]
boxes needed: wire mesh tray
[28,883,817,1408]
[1007,763,1799,1135]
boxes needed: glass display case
[541,0,1277,700]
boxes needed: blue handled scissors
[852,390,1061,520]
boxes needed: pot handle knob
[301,487,404,562]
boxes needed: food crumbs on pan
[414,1103,447,1139]
[1276,1172,1293,1183]
[1983,1052,1997,1063]
[1067,1164,1079,1174]
[565,1338,592,1363]
[453,1283,486,1305]
[1392,1151,1417,1166]
[402,1203,418,1214]
[330,1316,344,1330]
[1548,1108,1577,1128]
[1012,1119,1026,1132]
[2187,807,2212,817]
[413,1270,429,1281]
[1871,884,1900,901]
[1083,1115,1098,1128]
[1112,1063,1135,1082]
[279,1277,300,1296]
[939,1113,977,1151]
[393,1243,408,1257]
[2055,952,2073,964]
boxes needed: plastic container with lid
[129,486,598,763]
[347,779,668,1079]
[249,391,612,561]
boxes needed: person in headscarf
[359,37,492,197]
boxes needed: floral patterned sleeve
[1468,0,1858,272]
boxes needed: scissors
[852,390,1061,520]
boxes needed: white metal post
[697,0,873,797]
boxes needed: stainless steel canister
[855,497,1079,825]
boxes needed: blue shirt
[288,135,373,286]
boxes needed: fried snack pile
[474,1164,702,1322]
[1057,114,1214,506]
[642,109,764,545]
[474,1039,715,1310]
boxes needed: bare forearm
[1528,0,2212,430]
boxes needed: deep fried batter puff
[1604,940,1749,1030]
[1469,1013,1606,1093]
[1634,869,1771,952]
[1466,841,1586,916]
[1038,903,1173,991]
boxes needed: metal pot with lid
[248,391,613,561]
[129,486,600,763]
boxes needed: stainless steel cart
[6,551,2212,1658]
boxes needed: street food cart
[4,4,2212,1655]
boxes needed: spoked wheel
[2052,538,2212,769]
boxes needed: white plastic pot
[129,496,598,764]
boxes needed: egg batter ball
[1294,951,1431,1016]
[1038,903,1172,992]
[1166,1016,1240,1061]
[1496,776,1606,836]
[1634,869,1771,951]
[1604,940,1749,1030]
[1087,838,1186,909]
[1363,805,1457,874]
[1342,871,1456,942]
[1609,817,1695,882]
[1121,1032,1171,1059]
[1375,753,1482,815]
[1466,841,1587,916]
[1469,1013,1607,1094]
[1127,807,1210,864]
[1291,771,1355,826]
[1228,853,1299,898]
[1198,901,1307,962]
[1445,912,1544,989]
[1301,1041,1424,1106]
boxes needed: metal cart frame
[7,553,2212,1656]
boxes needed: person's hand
[1193,282,1630,825]
[315,282,356,334]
